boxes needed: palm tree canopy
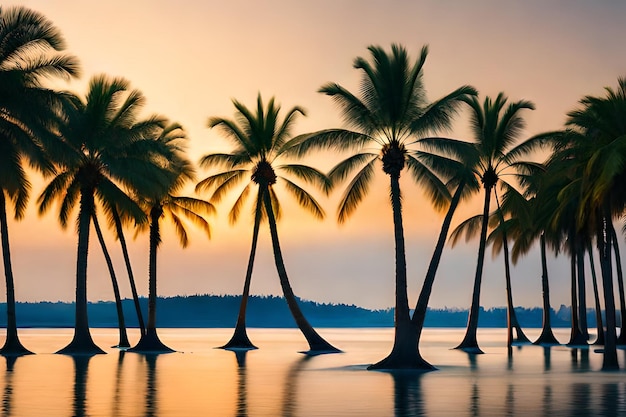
[290,44,477,222]
[37,75,172,229]
[0,6,80,219]
[197,93,329,225]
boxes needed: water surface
[1,328,625,416]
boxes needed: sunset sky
[7,0,626,311]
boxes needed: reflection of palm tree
[542,346,552,372]
[231,350,248,417]
[198,95,336,353]
[391,372,425,417]
[281,356,312,417]
[295,44,475,369]
[143,354,159,417]
[111,351,126,417]
[2,356,17,417]
[0,6,79,356]
[71,355,92,417]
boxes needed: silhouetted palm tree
[452,93,535,353]
[0,6,80,356]
[197,94,338,353]
[562,77,626,370]
[38,75,165,355]
[293,44,476,368]
[130,123,213,353]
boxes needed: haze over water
[2,328,625,416]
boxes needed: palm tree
[452,93,535,353]
[38,75,166,355]
[197,94,338,353]
[130,123,214,353]
[562,77,626,370]
[504,162,561,345]
[0,6,80,356]
[292,44,476,368]
[410,140,480,367]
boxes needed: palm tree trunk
[92,214,130,348]
[598,211,618,370]
[576,236,590,340]
[130,206,173,353]
[370,173,422,369]
[57,189,104,355]
[411,181,464,368]
[455,185,492,353]
[262,187,339,354]
[221,189,263,350]
[588,241,605,345]
[494,192,530,346]
[533,233,559,345]
[112,207,146,337]
[610,227,626,345]
[567,228,587,346]
[0,191,32,356]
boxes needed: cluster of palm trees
[2,6,626,373]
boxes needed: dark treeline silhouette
[0,296,593,329]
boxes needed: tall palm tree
[293,44,476,369]
[0,6,80,356]
[197,94,338,353]
[38,75,166,355]
[453,93,535,353]
[130,123,214,353]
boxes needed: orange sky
[7,0,626,310]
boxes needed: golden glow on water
[0,328,625,416]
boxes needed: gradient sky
[7,0,626,310]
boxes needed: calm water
[1,328,625,416]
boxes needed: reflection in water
[570,348,590,371]
[112,351,126,417]
[233,350,248,417]
[391,372,424,417]
[282,356,311,417]
[72,355,92,417]
[543,346,551,371]
[144,354,159,417]
[470,382,479,417]
[2,357,17,417]
[541,384,553,417]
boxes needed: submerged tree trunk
[455,185,492,353]
[112,207,146,337]
[221,190,263,350]
[370,173,423,370]
[92,214,130,348]
[567,229,587,347]
[411,182,465,369]
[57,189,105,355]
[495,192,530,346]
[262,188,339,354]
[575,236,589,340]
[610,228,626,345]
[598,213,618,370]
[0,191,32,356]
[130,206,173,353]
[587,241,604,345]
[533,233,560,345]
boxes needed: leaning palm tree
[292,44,476,368]
[197,94,338,353]
[38,75,166,355]
[0,6,80,356]
[130,123,214,353]
[453,93,535,353]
